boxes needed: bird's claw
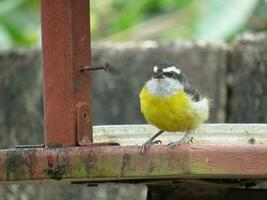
[167,136,193,149]
[189,137,193,143]
[140,139,162,154]
[152,140,162,145]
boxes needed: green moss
[6,151,31,181]
[72,160,89,177]
[190,162,221,175]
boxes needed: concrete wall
[227,33,267,122]
[0,41,231,148]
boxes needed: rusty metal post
[41,0,92,147]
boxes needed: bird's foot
[140,139,162,154]
[167,136,193,149]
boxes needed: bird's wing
[184,84,200,102]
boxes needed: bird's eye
[163,71,175,78]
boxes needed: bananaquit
[139,63,209,153]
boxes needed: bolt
[80,63,110,72]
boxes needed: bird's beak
[153,70,164,79]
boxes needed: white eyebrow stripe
[162,66,181,74]
[153,66,158,72]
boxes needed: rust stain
[45,155,69,180]
[121,153,131,176]
[84,149,97,177]
[43,148,70,180]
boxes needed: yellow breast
[139,86,204,132]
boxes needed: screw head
[82,111,89,121]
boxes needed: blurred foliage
[0,0,40,47]
[0,0,267,47]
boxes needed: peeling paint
[121,154,131,176]
[44,154,69,180]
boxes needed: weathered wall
[0,41,229,148]
[227,33,267,122]
[0,49,43,148]
[0,32,266,200]
[0,184,146,200]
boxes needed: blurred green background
[0,0,267,48]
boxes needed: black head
[152,63,186,84]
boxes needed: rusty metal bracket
[76,102,93,146]
[41,0,92,147]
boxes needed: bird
[139,63,209,153]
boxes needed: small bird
[139,63,209,153]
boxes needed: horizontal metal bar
[93,124,267,146]
[0,124,266,183]
[1,144,267,183]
